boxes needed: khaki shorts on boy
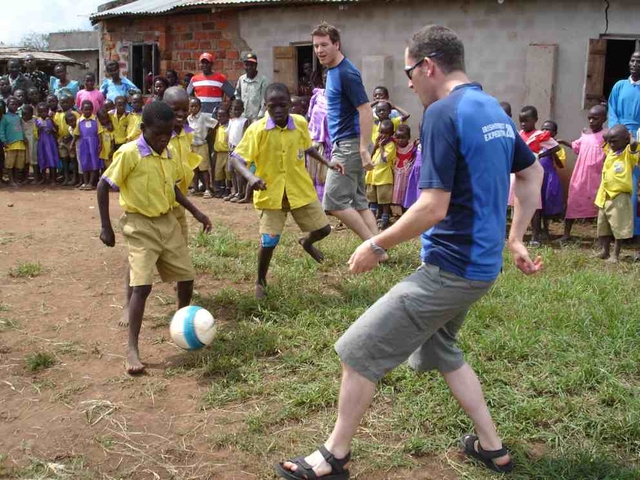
[597,192,633,240]
[335,263,494,383]
[259,196,329,236]
[4,149,26,169]
[171,206,190,245]
[193,144,210,172]
[120,211,195,287]
[366,184,393,204]
[214,151,231,181]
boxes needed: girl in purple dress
[35,102,59,185]
[74,100,103,190]
[540,120,565,238]
[402,143,422,209]
[307,81,331,201]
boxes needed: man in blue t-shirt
[310,23,379,241]
[276,26,544,480]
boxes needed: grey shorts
[323,137,369,212]
[335,263,494,383]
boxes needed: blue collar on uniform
[451,82,483,93]
[136,134,172,159]
[265,115,295,131]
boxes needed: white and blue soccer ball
[170,306,217,350]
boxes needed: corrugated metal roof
[91,0,358,22]
[0,47,82,65]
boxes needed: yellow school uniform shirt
[126,111,142,142]
[5,141,26,150]
[232,114,315,210]
[366,140,396,186]
[372,116,402,143]
[54,110,80,140]
[109,111,129,144]
[73,115,104,137]
[556,146,566,167]
[595,144,639,208]
[169,125,201,198]
[214,123,229,152]
[100,129,115,160]
[102,135,182,217]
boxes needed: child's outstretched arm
[556,139,573,148]
[229,155,266,190]
[174,186,212,233]
[97,178,115,247]
[306,146,345,175]
[390,103,411,122]
[538,145,561,158]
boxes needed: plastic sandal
[460,434,514,474]
[275,446,350,479]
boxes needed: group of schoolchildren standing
[500,101,639,262]
[0,71,148,190]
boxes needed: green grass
[10,261,43,278]
[183,226,640,478]
[24,352,56,372]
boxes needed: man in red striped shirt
[186,53,235,116]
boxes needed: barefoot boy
[97,101,212,374]
[595,124,639,262]
[230,83,344,299]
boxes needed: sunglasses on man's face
[404,52,443,80]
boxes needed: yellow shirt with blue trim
[109,110,129,144]
[232,114,315,210]
[372,116,402,143]
[102,135,182,217]
[214,123,229,152]
[170,125,201,199]
[126,111,142,142]
[100,129,115,160]
[366,140,396,186]
[595,144,639,208]
[556,145,566,167]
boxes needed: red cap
[199,52,214,63]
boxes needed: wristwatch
[368,239,387,258]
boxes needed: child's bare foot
[605,256,619,264]
[299,237,324,263]
[119,308,129,327]
[255,282,267,300]
[594,249,610,259]
[125,348,145,374]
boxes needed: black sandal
[460,434,514,474]
[274,445,350,479]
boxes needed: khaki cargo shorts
[335,263,494,382]
[192,143,210,172]
[259,197,329,236]
[366,183,393,204]
[4,149,26,169]
[120,211,195,287]
[597,193,633,240]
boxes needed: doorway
[603,39,638,99]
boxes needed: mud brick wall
[100,10,249,83]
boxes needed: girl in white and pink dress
[557,105,608,241]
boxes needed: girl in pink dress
[75,73,105,114]
[392,124,417,209]
[556,105,608,241]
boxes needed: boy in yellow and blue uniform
[97,101,211,375]
[0,96,27,187]
[594,124,639,263]
[366,119,396,229]
[126,93,144,143]
[230,83,344,299]
[109,96,129,149]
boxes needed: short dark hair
[142,100,175,126]
[85,72,96,80]
[81,100,94,110]
[189,96,201,105]
[22,104,34,113]
[396,123,411,137]
[543,120,558,132]
[379,119,394,131]
[35,102,47,112]
[408,25,465,74]
[153,76,169,88]
[520,105,538,120]
[265,82,291,101]
[374,86,389,96]
[311,22,341,45]
[105,60,119,69]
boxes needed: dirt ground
[0,187,470,480]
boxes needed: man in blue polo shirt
[311,22,379,241]
[276,25,543,479]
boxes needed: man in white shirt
[235,52,269,121]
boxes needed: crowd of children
[499,100,639,262]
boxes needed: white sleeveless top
[227,117,248,149]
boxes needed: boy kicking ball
[97,101,212,374]
[230,83,344,299]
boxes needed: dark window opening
[604,39,637,99]
[131,43,160,94]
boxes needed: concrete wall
[237,0,638,149]
[48,31,99,51]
